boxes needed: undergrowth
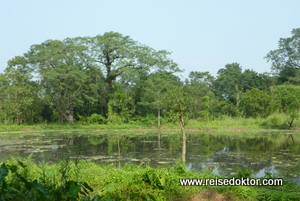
[0,157,300,201]
[0,114,299,132]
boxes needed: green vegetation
[1,27,300,200]
[0,114,299,132]
[0,28,299,129]
[0,157,300,201]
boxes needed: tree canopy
[0,29,300,126]
[266,28,300,83]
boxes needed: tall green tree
[265,28,300,83]
[186,71,215,120]
[213,63,243,116]
[213,63,270,116]
[140,71,181,127]
[72,32,180,117]
[75,64,108,118]
[164,86,191,162]
[75,32,180,93]
[240,69,269,91]
[0,57,40,124]
[24,39,90,123]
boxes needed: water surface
[0,130,299,183]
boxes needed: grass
[0,123,151,133]
[1,156,300,201]
[187,117,265,129]
[0,114,299,133]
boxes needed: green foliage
[1,158,300,201]
[266,113,288,127]
[0,60,42,125]
[263,112,300,129]
[140,71,182,127]
[236,169,252,178]
[266,28,300,81]
[0,157,96,201]
[214,63,269,117]
[78,113,107,125]
[188,116,265,129]
[214,63,243,104]
[107,82,135,124]
[164,85,191,122]
[242,88,271,118]
[271,85,300,128]
[186,71,216,120]
[3,29,300,127]
[142,168,166,190]
[23,39,93,123]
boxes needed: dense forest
[1,29,300,127]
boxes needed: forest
[1,28,300,128]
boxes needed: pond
[0,129,300,184]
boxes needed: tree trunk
[59,115,64,123]
[55,105,74,123]
[17,115,22,125]
[157,108,161,127]
[67,107,74,123]
[288,115,295,129]
[179,114,186,162]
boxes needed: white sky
[1,0,300,78]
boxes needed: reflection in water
[66,136,74,146]
[157,130,161,150]
[0,130,300,183]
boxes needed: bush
[265,113,300,129]
[78,113,107,125]
[87,113,106,124]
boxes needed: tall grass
[187,116,265,129]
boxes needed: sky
[1,0,300,79]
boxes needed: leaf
[16,173,32,190]
[45,168,55,177]
[0,163,9,183]
[8,165,18,173]
[82,182,94,192]
[33,180,49,195]
[105,183,116,191]
[69,182,81,197]
[17,161,27,169]
[93,195,113,201]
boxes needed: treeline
[0,29,300,126]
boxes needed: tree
[140,71,181,127]
[213,63,243,116]
[186,71,215,120]
[75,32,180,93]
[74,64,108,118]
[107,82,135,124]
[0,57,40,124]
[240,69,269,91]
[24,39,91,123]
[265,28,300,83]
[5,32,180,124]
[241,88,271,118]
[213,63,270,116]
[164,86,191,162]
[70,32,181,117]
[271,84,300,128]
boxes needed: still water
[0,130,299,183]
